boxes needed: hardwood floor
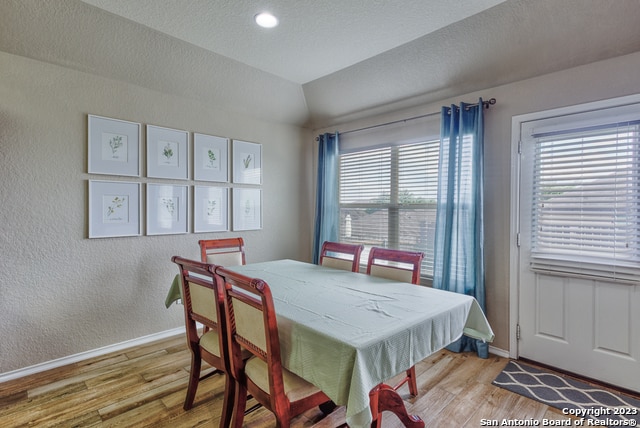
[0,334,574,427]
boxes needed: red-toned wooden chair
[366,247,424,285]
[171,256,235,427]
[215,266,333,428]
[199,238,246,266]
[366,247,425,398]
[319,241,364,272]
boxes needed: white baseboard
[0,327,185,384]
[489,345,510,359]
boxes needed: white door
[515,98,640,393]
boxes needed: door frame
[508,93,640,361]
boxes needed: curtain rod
[319,98,496,140]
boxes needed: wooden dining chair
[199,237,246,266]
[318,241,364,272]
[215,266,333,428]
[365,247,424,398]
[366,247,424,285]
[171,256,235,427]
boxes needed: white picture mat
[146,184,189,235]
[146,125,189,179]
[233,188,262,231]
[194,133,229,182]
[88,180,141,238]
[232,140,262,184]
[88,115,141,176]
[194,186,229,232]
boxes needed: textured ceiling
[1,0,639,128]
[78,0,507,84]
[303,0,640,126]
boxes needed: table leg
[369,384,424,428]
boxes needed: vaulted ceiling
[78,0,507,85]
[1,0,639,128]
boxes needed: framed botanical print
[88,180,141,238]
[232,188,262,231]
[146,184,189,235]
[194,133,229,182]
[194,185,229,232]
[88,115,141,176]
[146,125,189,180]
[232,140,262,185]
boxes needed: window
[525,104,640,283]
[338,140,440,276]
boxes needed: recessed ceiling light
[255,12,278,28]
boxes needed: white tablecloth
[226,259,493,428]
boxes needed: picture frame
[232,188,262,231]
[146,184,189,235]
[194,186,229,233]
[232,140,262,185]
[88,115,141,176]
[88,180,141,238]
[194,133,229,182]
[146,125,189,180]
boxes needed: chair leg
[219,373,235,428]
[407,366,418,396]
[183,350,202,410]
[274,413,291,428]
[392,366,418,397]
[391,366,418,397]
[231,381,248,428]
[369,386,382,428]
[373,384,424,428]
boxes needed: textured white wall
[0,51,313,374]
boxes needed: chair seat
[244,356,322,402]
[199,330,221,356]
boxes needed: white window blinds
[528,118,640,283]
[338,140,439,276]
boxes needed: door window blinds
[527,113,640,283]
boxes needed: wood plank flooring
[0,334,575,427]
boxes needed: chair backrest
[199,237,246,266]
[171,256,228,363]
[319,241,364,272]
[366,247,424,284]
[216,267,286,399]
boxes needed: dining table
[166,259,494,428]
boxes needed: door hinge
[516,324,521,341]
[518,140,522,154]
[516,233,521,247]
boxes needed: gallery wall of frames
[87,114,262,238]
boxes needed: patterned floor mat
[492,360,640,425]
